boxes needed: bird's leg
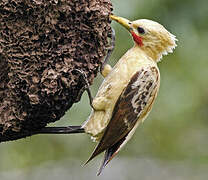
[73,69,95,109]
[100,28,115,78]
[74,70,106,111]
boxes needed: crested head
[110,15,177,62]
[130,19,177,62]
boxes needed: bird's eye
[137,27,145,34]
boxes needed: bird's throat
[131,31,143,46]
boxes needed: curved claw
[73,69,95,110]
[100,28,115,76]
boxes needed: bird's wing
[85,66,160,164]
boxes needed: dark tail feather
[97,148,114,176]
[36,126,85,134]
[84,137,111,166]
[97,135,127,176]
[84,145,106,166]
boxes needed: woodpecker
[82,15,177,175]
[38,15,177,175]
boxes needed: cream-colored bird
[38,15,177,175]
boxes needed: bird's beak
[110,15,131,31]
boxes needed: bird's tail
[97,134,128,176]
[36,126,85,134]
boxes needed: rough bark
[0,0,112,142]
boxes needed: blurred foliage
[1,0,208,178]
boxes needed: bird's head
[110,15,177,62]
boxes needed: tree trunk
[0,0,112,142]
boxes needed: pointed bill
[110,15,131,31]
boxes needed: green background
[1,0,208,179]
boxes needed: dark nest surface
[0,0,112,142]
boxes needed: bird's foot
[100,28,115,77]
[73,69,95,110]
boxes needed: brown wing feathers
[86,67,159,169]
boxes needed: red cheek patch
[131,31,143,46]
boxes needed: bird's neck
[133,44,161,62]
